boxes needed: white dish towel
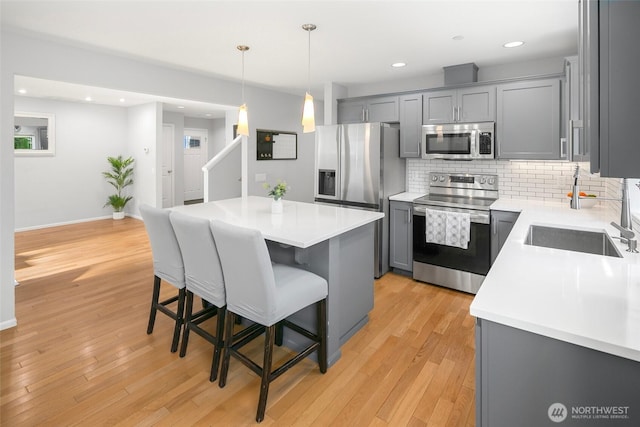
[425,209,471,249]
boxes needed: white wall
[1,29,323,329]
[128,103,161,212]
[14,97,129,230]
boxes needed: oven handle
[413,205,490,224]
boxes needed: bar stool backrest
[169,211,226,307]
[210,220,277,325]
[139,204,185,289]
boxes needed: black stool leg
[219,311,235,388]
[170,288,186,353]
[256,325,275,423]
[275,321,284,346]
[318,298,328,373]
[147,276,162,334]
[210,306,226,382]
[179,291,194,357]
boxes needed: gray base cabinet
[399,93,423,158]
[389,201,412,272]
[496,78,563,160]
[476,319,640,427]
[338,95,399,124]
[490,210,519,265]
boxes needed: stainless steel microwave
[421,122,495,160]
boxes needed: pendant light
[237,45,250,136]
[301,24,316,133]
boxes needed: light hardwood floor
[2,218,475,426]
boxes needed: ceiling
[3,0,578,116]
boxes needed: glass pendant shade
[237,104,249,136]
[302,92,315,133]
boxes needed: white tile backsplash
[406,159,619,204]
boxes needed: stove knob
[480,177,487,184]
[431,175,439,182]
[488,178,495,185]
[439,175,446,182]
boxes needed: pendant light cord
[307,28,311,93]
[242,49,245,102]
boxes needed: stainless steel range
[413,172,499,294]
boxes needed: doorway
[183,128,208,203]
[161,124,175,208]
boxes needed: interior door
[162,124,174,208]
[183,128,208,202]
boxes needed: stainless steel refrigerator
[314,122,406,278]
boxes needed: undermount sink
[525,224,623,258]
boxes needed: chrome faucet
[611,178,638,253]
[570,165,581,210]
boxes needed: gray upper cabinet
[399,93,423,158]
[337,95,399,124]
[496,78,563,160]
[423,86,496,124]
[585,0,640,178]
[565,56,588,162]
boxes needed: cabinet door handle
[407,210,411,224]
[492,218,497,235]
[452,106,456,122]
[362,108,366,122]
[457,106,461,122]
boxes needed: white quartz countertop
[471,198,640,362]
[389,192,426,202]
[171,196,384,248]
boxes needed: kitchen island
[171,196,384,367]
[472,199,640,427]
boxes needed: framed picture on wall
[256,129,297,160]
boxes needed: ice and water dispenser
[318,169,336,197]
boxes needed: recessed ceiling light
[503,41,524,48]
[85,96,92,102]
[452,35,464,41]
[18,89,27,94]
[177,105,185,109]
[119,98,126,103]
[205,113,212,117]
[391,62,406,68]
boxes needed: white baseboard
[15,215,116,232]
[0,318,17,331]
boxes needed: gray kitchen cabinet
[389,201,413,272]
[476,319,639,427]
[496,78,563,160]
[422,85,496,124]
[582,0,640,178]
[399,93,423,158]
[565,56,588,162]
[337,95,399,124]
[490,210,519,265]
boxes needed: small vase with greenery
[263,180,289,201]
[103,155,135,219]
[264,180,288,214]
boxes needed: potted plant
[103,155,135,220]
[263,180,289,214]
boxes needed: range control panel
[428,172,499,191]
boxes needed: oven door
[412,205,491,276]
